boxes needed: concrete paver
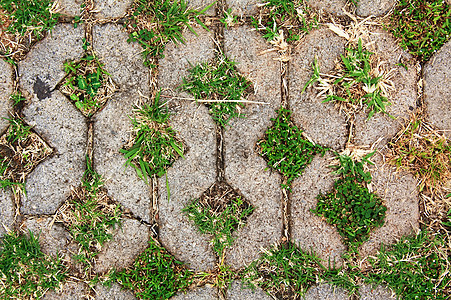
[0,189,14,237]
[356,0,396,17]
[304,284,349,300]
[360,284,396,300]
[0,58,13,134]
[94,283,137,300]
[227,280,272,300]
[170,285,218,300]
[94,0,134,19]
[58,0,84,17]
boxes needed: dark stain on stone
[33,77,51,100]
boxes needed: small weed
[183,181,254,257]
[363,230,450,299]
[124,0,214,67]
[181,56,253,128]
[312,154,386,251]
[304,39,393,119]
[257,108,326,190]
[60,53,117,117]
[387,0,451,62]
[56,158,121,272]
[0,116,52,191]
[9,92,26,107]
[121,91,184,182]
[389,117,451,193]
[0,231,67,299]
[109,238,193,300]
[220,8,238,29]
[251,0,318,43]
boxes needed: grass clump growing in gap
[124,0,213,67]
[60,44,118,117]
[121,91,184,183]
[257,108,326,190]
[362,230,450,299]
[251,0,318,42]
[56,159,122,272]
[183,181,254,258]
[312,153,387,251]
[387,0,450,62]
[0,231,67,299]
[107,238,193,300]
[0,115,52,191]
[181,56,253,128]
[304,40,394,119]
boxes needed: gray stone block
[360,284,396,300]
[94,0,134,19]
[223,25,283,269]
[58,0,84,17]
[306,0,347,16]
[289,28,348,150]
[356,0,396,17]
[227,0,264,15]
[0,58,13,135]
[305,284,349,300]
[0,189,14,237]
[424,39,451,139]
[171,285,218,300]
[43,281,90,300]
[227,280,272,300]
[94,283,137,300]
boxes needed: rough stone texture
[360,284,396,300]
[359,155,419,257]
[424,39,451,139]
[224,26,283,269]
[94,283,137,300]
[43,281,90,300]
[0,189,14,237]
[171,285,218,300]
[94,0,134,19]
[157,26,216,271]
[227,280,272,300]
[93,23,152,222]
[22,91,87,214]
[290,29,348,150]
[58,0,84,17]
[227,0,264,15]
[0,58,13,134]
[306,0,347,16]
[290,154,346,265]
[187,0,215,15]
[356,0,396,17]
[304,284,349,300]
[95,218,150,273]
[20,216,73,257]
[19,23,84,101]
[354,30,417,148]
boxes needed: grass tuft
[258,108,326,190]
[108,238,193,300]
[387,0,451,62]
[121,91,184,182]
[181,55,253,128]
[0,231,67,299]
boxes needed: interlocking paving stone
[289,28,348,150]
[424,39,451,139]
[360,284,396,300]
[58,0,84,17]
[93,23,152,222]
[306,0,347,16]
[0,189,14,237]
[22,91,87,214]
[290,153,346,265]
[170,285,218,300]
[0,58,13,134]
[157,26,217,271]
[19,23,84,101]
[304,284,349,300]
[94,0,134,19]
[354,30,417,148]
[356,0,396,17]
[224,25,283,269]
[226,0,263,15]
[42,281,90,300]
[94,283,137,300]
[94,218,150,273]
[359,155,419,257]
[227,280,272,300]
[187,0,215,15]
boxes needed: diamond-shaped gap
[58,50,118,118]
[0,116,52,189]
[183,181,254,257]
[180,54,254,128]
[121,91,187,183]
[54,159,122,279]
[257,107,327,190]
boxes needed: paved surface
[0,0,450,299]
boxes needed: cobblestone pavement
[0,0,450,299]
